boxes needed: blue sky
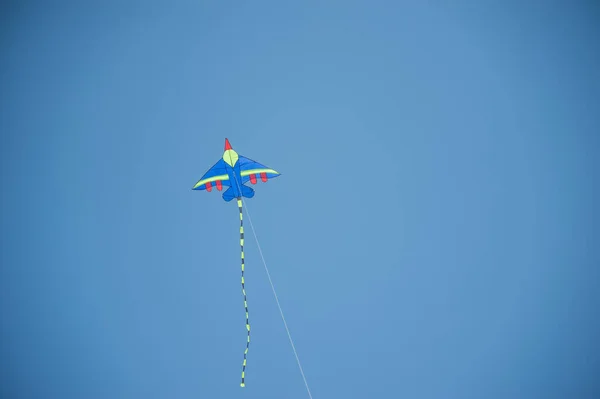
[1,2,599,398]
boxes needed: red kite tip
[224,138,232,150]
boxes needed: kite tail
[238,198,250,388]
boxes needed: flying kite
[192,138,280,387]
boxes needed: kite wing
[238,156,280,185]
[192,158,231,192]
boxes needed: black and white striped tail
[237,198,250,387]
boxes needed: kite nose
[224,138,232,150]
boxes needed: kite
[192,138,280,387]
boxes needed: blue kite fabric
[192,138,280,201]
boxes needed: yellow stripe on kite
[193,174,229,189]
[240,168,279,176]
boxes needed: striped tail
[237,198,250,387]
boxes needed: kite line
[238,195,314,399]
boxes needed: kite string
[239,196,314,399]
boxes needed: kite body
[193,138,280,388]
[192,138,280,201]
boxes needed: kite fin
[240,185,255,199]
[222,187,236,202]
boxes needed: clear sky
[1,2,599,398]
